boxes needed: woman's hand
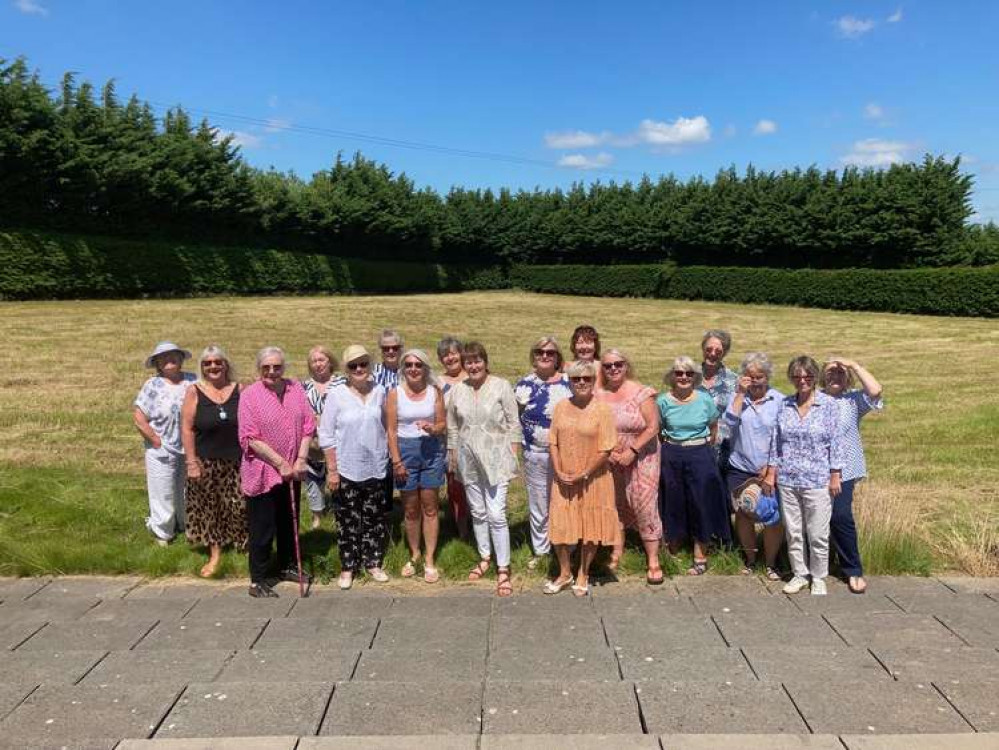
[736,375,752,395]
[327,470,340,494]
[616,447,637,468]
[761,468,776,496]
[186,459,202,480]
[393,459,409,482]
[829,473,842,498]
[151,434,163,450]
[278,460,295,481]
[414,419,433,434]
[293,457,308,482]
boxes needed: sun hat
[342,344,371,366]
[731,475,781,526]
[755,492,781,526]
[144,341,192,368]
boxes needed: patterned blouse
[237,379,316,497]
[700,364,738,442]
[134,373,197,455]
[827,389,883,482]
[514,372,573,452]
[372,363,400,390]
[768,390,845,489]
[446,376,524,486]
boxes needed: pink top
[238,379,316,497]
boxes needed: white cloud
[557,152,614,170]
[264,118,292,133]
[544,130,605,149]
[863,102,885,121]
[887,7,903,23]
[835,15,876,38]
[840,138,915,167]
[635,116,711,146]
[216,129,262,149]
[753,119,778,136]
[14,0,49,15]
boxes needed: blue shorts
[397,436,446,491]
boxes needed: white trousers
[779,486,832,579]
[523,450,553,555]
[464,480,511,567]
[144,447,186,541]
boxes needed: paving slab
[217,647,359,682]
[863,576,953,597]
[323,680,482,735]
[493,593,594,617]
[938,577,999,595]
[299,736,478,750]
[490,613,607,649]
[0,738,120,750]
[118,738,298,750]
[80,649,233,686]
[933,678,999,732]
[81,598,199,622]
[604,613,726,652]
[674,576,769,596]
[592,593,695,618]
[288,595,393,619]
[742,645,889,682]
[886,591,998,616]
[136,618,268,651]
[0,619,48,650]
[252,616,377,651]
[482,680,641,734]
[481,735,659,749]
[156,681,332,738]
[373,615,489,650]
[386,594,494,617]
[0,595,101,624]
[617,645,756,682]
[27,576,142,601]
[356,644,485,681]
[662,735,844,749]
[824,613,967,648]
[783,678,972,734]
[689,593,800,616]
[713,613,845,648]
[0,577,50,602]
[636,680,807,734]
[16,618,158,652]
[932,611,999,648]
[488,641,620,681]
[182,595,295,620]
[0,649,107,685]
[124,583,221,599]
[0,683,182,744]
[840,733,999,749]
[0,682,36,720]
[871,646,999,681]
[787,593,903,615]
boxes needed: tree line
[2,57,996,268]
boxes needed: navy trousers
[660,443,732,546]
[830,478,863,576]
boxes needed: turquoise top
[656,389,717,441]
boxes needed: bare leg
[420,487,439,568]
[642,538,663,579]
[555,544,573,582]
[201,544,222,578]
[762,524,784,568]
[577,543,598,589]
[610,524,624,569]
[735,512,758,567]
[401,491,422,564]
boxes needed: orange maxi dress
[548,398,620,545]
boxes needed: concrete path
[1,574,997,749]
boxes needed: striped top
[237,379,316,497]
[372,363,400,390]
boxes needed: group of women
[134,325,882,598]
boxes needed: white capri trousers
[144,446,186,541]
[464,480,511,568]
[523,449,553,555]
[779,486,832,580]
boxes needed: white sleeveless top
[397,384,438,439]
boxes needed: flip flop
[687,559,708,576]
[401,560,417,578]
[646,569,665,586]
[424,566,440,584]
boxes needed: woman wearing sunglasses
[657,356,731,575]
[546,360,619,596]
[318,345,392,590]
[387,349,447,584]
[515,336,573,570]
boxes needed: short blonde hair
[307,345,338,378]
[565,359,597,379]
[601,348,636,381]
[529,336,564,370]
[197,344,236,384]
[663,356,703,388]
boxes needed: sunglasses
[602,361,625,371]
[533,349,558,358]
[792,374,815,382]
[403,361,424,370]
[347,361,370,371]
[381,345,401,353]
[673,370,694,379]
[202,359,225,367]
[569,376,595,383]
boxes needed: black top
[193,385,241,462]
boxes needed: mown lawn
[0,291,996,581]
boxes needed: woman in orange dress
[546,360,620,596]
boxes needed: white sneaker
[810,577,828,596]
[338,572,353,590]
[366,567,389,583]
[783,575,810,594]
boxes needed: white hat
[144,341,192,368]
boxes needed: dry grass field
[1,291,996,579]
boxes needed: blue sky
[4,1,998,221]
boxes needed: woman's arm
[848,359,883,400]
[180,387,201,479]
[323,446,340,493]
[500,381,524,462]
[133,407,161,448]
[431,387,446,437]
[617,396,659,467]
[385,389,407,482]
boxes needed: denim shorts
[397,435,446,491]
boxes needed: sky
[3,1,999,222]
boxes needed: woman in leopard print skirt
[181,345,248,577]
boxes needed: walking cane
[288,481,307,598]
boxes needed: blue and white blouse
[724,387,783,474]
[372,363,400,390]
[827,389,883,482]
[514,372,573,452]
[700,365,738,442]
[768,390,845,489]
